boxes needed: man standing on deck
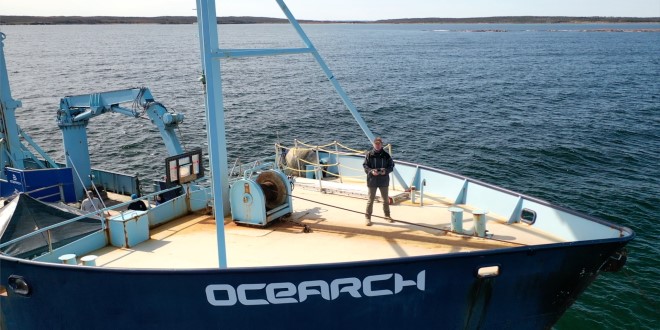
[81,190,102,213]
[363,137,395,226]
[127,194,148,211]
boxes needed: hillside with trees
[1,15,658,25]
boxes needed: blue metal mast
[0,32,65,198]
[275,0,375,142]
[196,0,229,268]
[196,0,413,268]
[0,33,26,175]
[274,0,408,189]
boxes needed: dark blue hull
[0,237,631,330]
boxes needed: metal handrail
[22,183,66,202]
[0,185,184,249]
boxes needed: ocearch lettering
[205,270,426,306]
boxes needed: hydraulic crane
[57,87,184,200]
[1,33,69,200]
[0,33,59,178]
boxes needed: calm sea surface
[0,23,658,329]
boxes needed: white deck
[90,179,563,269]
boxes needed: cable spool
[256,171,287,210]
[230,169,293,226]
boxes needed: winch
[229,164,293,226]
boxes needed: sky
[0,0,658,20]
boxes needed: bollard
[58,254,77,265]
[81,255,98,266]
[448,207,464,234]
[420,179,426,206]
[473,210,488,237]
[410,186,416,204]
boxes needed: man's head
[373,137,383,151]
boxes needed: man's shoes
[365,217,372,226]
[385,216,394,223]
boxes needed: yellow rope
[293,140,337,149]
[281,163,366,178]
[280,140,369,155]
[275,143,316,152]
[280,164,317,173]
[338,163,366,172]
[276,140,391,178]
[334,141,367,154]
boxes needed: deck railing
[0,185,184,251]
[273,141,628,241]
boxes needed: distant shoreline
[0,15,659,25]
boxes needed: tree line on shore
[0,15,658,25]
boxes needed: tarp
[0,193,102,259]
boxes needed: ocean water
[0,23,658,329]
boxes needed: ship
[0,1,634,329]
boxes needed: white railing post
[314,146,323,191]
[334,141,343,183]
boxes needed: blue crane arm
[143,102,184,156]
[0,32,26,171]
[58,87,185,199]
[58,87,184,156]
